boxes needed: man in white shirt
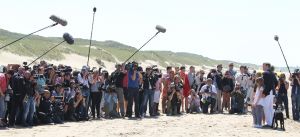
[200,78,217,114]
[236,66,252,113]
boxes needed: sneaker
[256,125,262,128]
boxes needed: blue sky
[0,0,299,67]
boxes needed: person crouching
[200,78,217,114]
[188,89,201,113]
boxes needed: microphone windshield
[156,25,166,33]
[93,7,97,12]
[274,35,279,41]
[50,15,68,26]
[63,33,74,45]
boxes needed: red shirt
[122,73,128,88]
[0,73,7,94]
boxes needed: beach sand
[1,113,300,137]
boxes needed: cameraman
[126,62,141,118]
[22,71,38,127]
[290,70,300,120]
[111,64,126,117]
[9,67,26,127]
[141,67,156,117]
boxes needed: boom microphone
[123,25,167,64]
[87,7,97,66]
[0,15,67,50]
[156,25,166,33]
[63,33,74,44]
[50,15,68,26]
[274,35,291,75]
[27,33,74,66]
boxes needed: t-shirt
[127,70,139,89]
[253,87,264,106]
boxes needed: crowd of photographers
[1,61,300,128]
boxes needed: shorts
[123,87,128,101]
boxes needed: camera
[125,62,138,71]
[204,86,210,93]
[34,74,44,79]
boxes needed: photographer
[188,89,200,113]
[126,62,141,118]
[141,67,156,117]
[22,71,38,127]
[77,66,90,116]
[38,90,53,124]
[9,67,26,127]
[73,91,88,121]
[88,70,102,119]
[195,70,206,109]
[110,64,126,117]
[200,78,217,114]
[0,69,13,127]
[207,68,222,113]
[290,69,300,120]
[276,73,289,119]
[51,84,65,124]
[63,80,76,121]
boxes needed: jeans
[116,87,125,115]
[214,91,222,112]
[202,97,216,114]
[81,88,90,116]
[252,105,263,126]
[291,94,300,120]
[0,95,6,119]
[126,88,140,117]
[91,92,102,118]
[278,93,289,118]
[23,96,36,125]
[141,89,154,116]
[9,94,25,126]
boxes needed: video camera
[23,62,31,71]
[292,69,300,79]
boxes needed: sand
[1,113,300,137]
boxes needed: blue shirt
[128,70,139,88]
